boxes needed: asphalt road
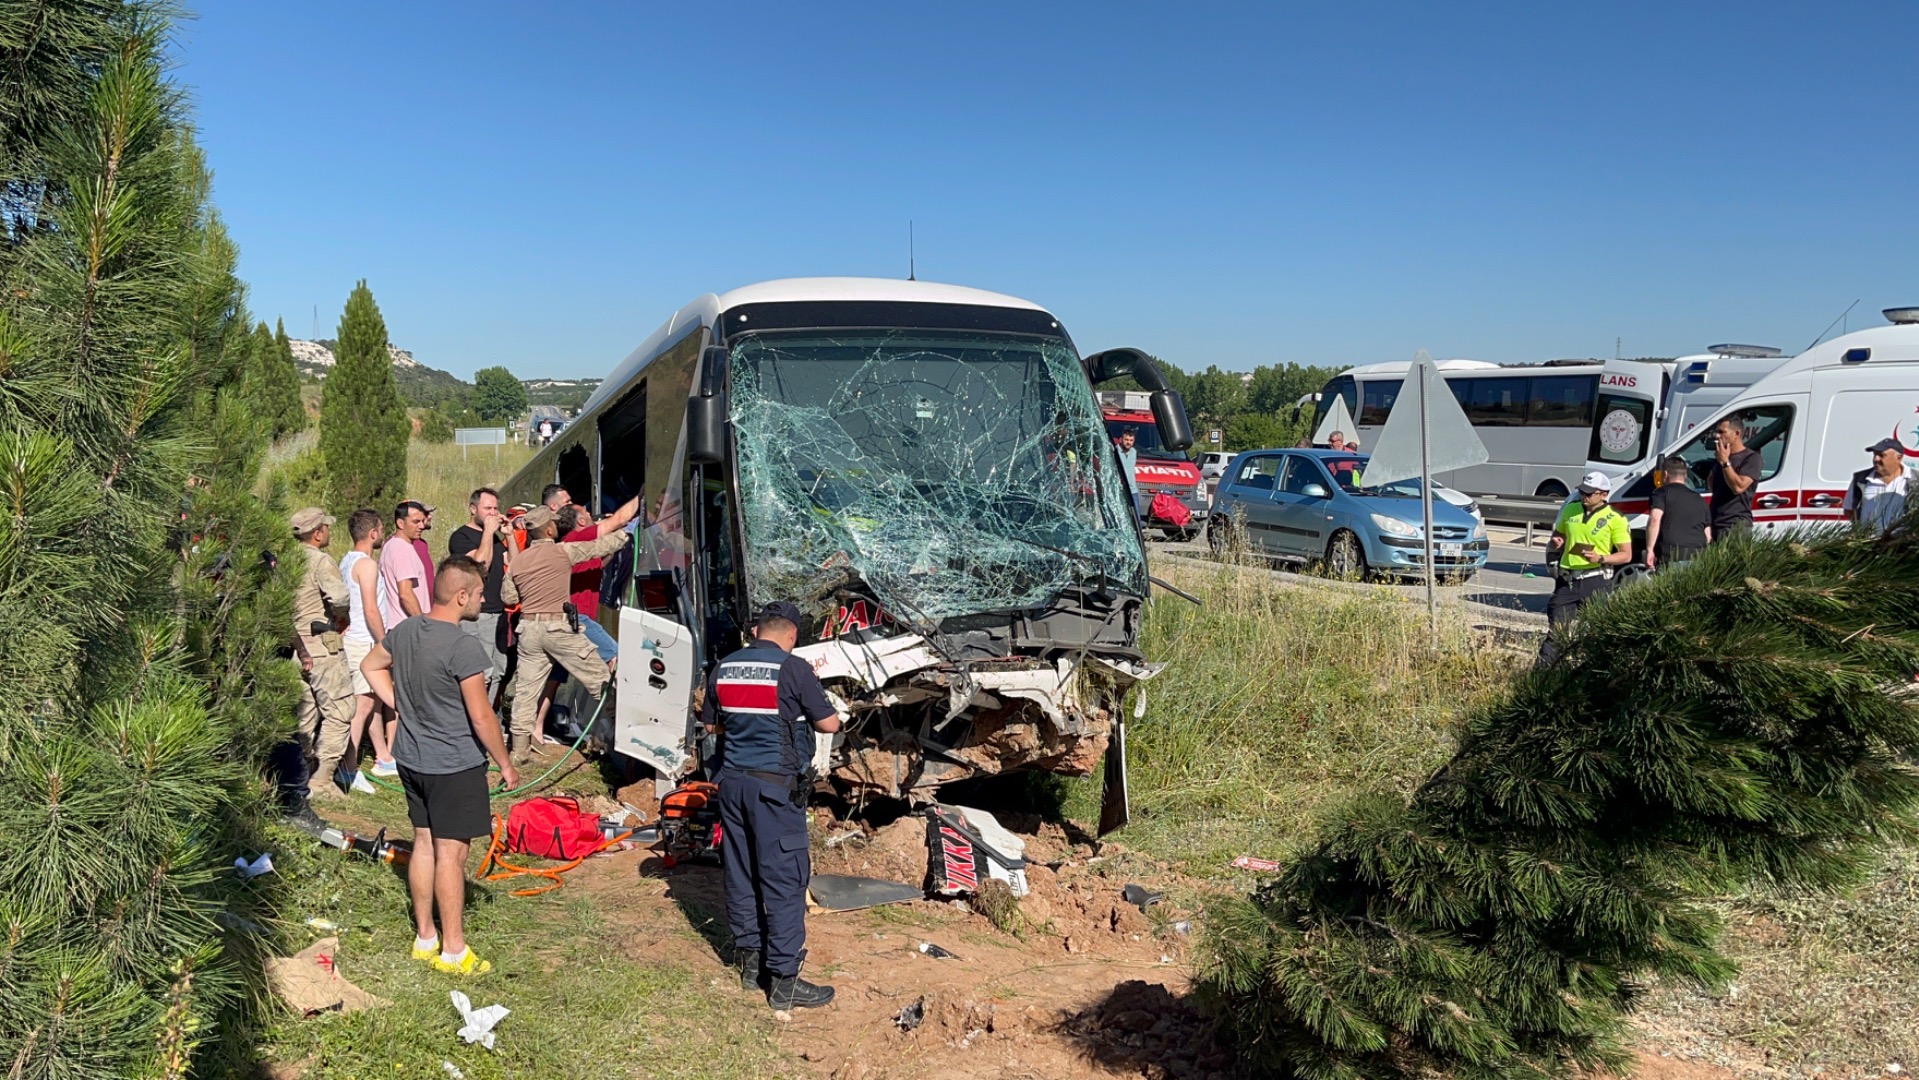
[1149,525,1554,622]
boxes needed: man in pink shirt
[380,501,432,631]
[414,503,437,598]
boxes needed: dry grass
[1638,847,1919,1073]
[1068,555,1523,874]
[405,438,539,525]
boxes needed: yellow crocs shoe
[410,938,440,964]
[432,947,491,976]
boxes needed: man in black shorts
[361,556,520,976]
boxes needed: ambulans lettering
[1599,373,1638,388]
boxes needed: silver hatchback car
[1208,449,1489,579]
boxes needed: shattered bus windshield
[729,329,1146,626]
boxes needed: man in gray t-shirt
[361,556,519,976]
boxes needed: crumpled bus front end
[726,327,1160,803]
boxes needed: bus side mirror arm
[687,344,729,465]
[1084,348,1194,451]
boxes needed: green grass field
[253,442,1917,1076]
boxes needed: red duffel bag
[503,796,604,861]
[1149,492,1193,528]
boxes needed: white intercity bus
[1318,346,1797,503]
[1317,359,1669,501]
[500,277,1192,829]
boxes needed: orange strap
[476,814,633,897]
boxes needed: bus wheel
[1327,530,1368,579]
[1535,480,1570,500]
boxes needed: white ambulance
[1609,308,1919,534]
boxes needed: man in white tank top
[338,509,396,790]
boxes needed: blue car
[1206,449,1489,580]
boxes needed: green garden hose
[362,691,607,800]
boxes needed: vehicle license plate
[1439,543,1463,557]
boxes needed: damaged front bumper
[796,627,1162,801]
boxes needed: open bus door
[615,605,698,777]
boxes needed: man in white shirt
[1844,438,1916,535]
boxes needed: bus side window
[1359,379,1402,426]
[557,443,592,505]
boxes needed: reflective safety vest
[1553,502,1629,573]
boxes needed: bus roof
[715,277,1047,312]
[582,278,1054,416]
[1340,359,1500,377]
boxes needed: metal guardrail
[1474,496,1562,528]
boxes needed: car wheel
[1326,529,1368,579]
[1208,514,1237,556]
[1535,480,1570,500]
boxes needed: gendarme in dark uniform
[702,601,841,1010]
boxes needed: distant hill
[526,378,600,411]
[293,339,597,414]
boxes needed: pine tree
[1201,523,1919,1078]
[473,363,529,424]
[0,7,298,1074]
[270,317,305,434]
[319,280,409,510]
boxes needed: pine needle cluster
[1200,520,1919,1078]
[0,6,299,1075]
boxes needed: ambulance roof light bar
[1705,344,1782,358]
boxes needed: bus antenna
[1806,298,1860,351]
[908,220,916,281]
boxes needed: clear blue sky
[177,1,1919,380]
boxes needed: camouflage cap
[521,506,556,531]
[291,507,335,535]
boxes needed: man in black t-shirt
[1706,416,1763,537]
[445,486,510,698]
[1646,456,1710,571]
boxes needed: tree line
[1116,358,1342,453]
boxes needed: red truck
[1099,390,1209,540]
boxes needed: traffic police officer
[704,601,842,1010]
[291,507,356,800]
[1538,472,1632,666]
[499,497,639,763]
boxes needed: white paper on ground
[1360,350,1489,489]
[450,990,509,1050]
[233,853,274,878]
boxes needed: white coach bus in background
[1318,358,1671,501]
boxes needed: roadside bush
[417,408,455,444]
[1200,524,1919,1078]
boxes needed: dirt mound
[814,816,932,889]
